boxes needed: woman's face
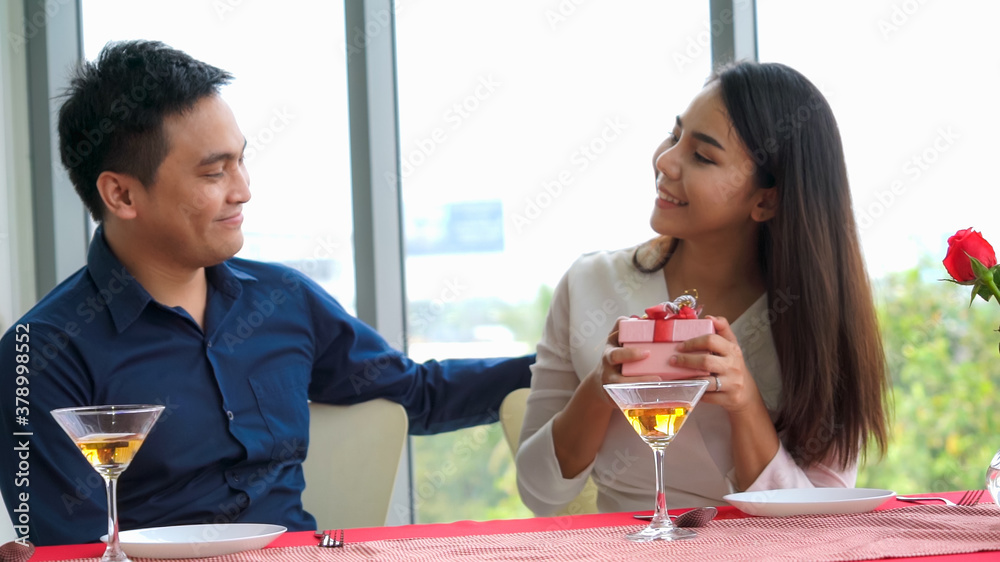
[649,83,771,241]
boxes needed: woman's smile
[657,187,689,207]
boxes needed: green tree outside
[859,259,1000,494]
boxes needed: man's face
[132,95,250,270]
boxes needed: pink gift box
[619,317,714,378]
[618,318,714,343]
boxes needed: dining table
[25,490,1000,561]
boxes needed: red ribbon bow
[643,302,698,320]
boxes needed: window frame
[11,0,748,524]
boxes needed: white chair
[0,491,14,542]
[499,388,599,516]
[302,399,408,529]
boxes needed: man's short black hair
[58,40,233,221]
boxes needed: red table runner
[29,493,1000,561]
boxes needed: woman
[515,61,890,515]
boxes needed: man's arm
[294,270,534,434]
[0,323,107,546]
[392,355,535,435]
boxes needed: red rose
[943,228,997,282]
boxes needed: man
[0,40,532,546]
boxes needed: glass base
[626,524,697,542]
[986,449,1000,507]
[101,546,130,562]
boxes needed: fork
[318,529,344,548]
[897,490,986,507]
[958,489,987,506]
[896,495,958,506]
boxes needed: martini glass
[51,405,165,562]
[604,380,709,541]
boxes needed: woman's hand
[669,315,780,489]
[583,317,664,408]
[552,317,663,478]
[668,315,762,413]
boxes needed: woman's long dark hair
[635,61,890,468]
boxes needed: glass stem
[649,445,673,529]
[104,475,128,562]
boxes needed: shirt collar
[207,257,258,299]
[86,226,258,333]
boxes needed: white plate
[101,523,286,559]
[723,487,895,517]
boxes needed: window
[25,0,1000,531]
[396,1,712,522]
[758,0,1000,274]
[81,1,355,307]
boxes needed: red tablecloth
[27,491,1000,561]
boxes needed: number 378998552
[13,324,30,423]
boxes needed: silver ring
[712,374,721,392]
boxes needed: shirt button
[206,341,213,348]
[226,410,234,420]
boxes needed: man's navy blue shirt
[0,229,532,546]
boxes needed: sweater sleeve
[515,271,595,516]
[738,441,857,492]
